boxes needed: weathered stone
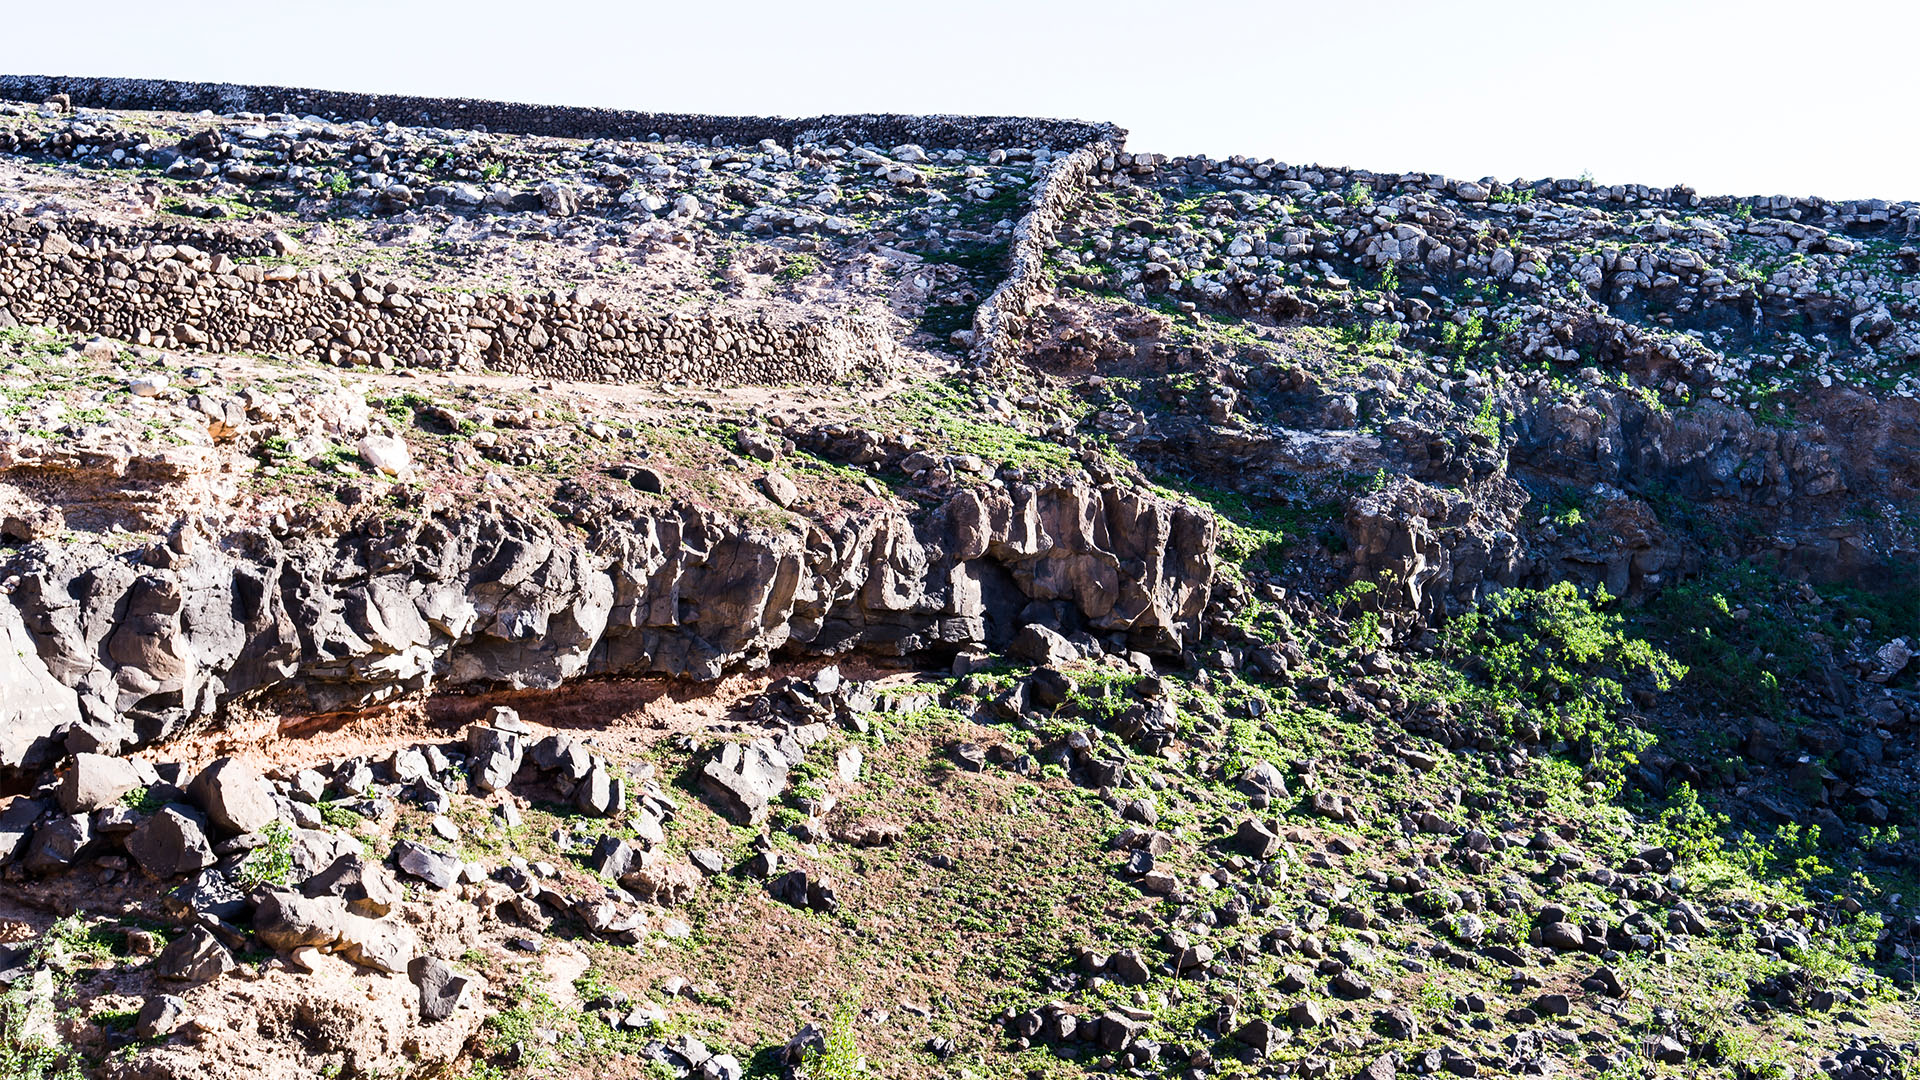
[23,814,90,874]
[135,994,189,1039]
[302,852,402,916]
[393,840,462,891]
[154,926,234,982]
[409,955,470,1022]
[189,757,277,835]
[699,740,789,825]
[1236,818,1281,858]
[1542,921,1585,951]
[253,890,347,951]
[465,723,526,794]
[125,805,218,878]
[57,753,143,814]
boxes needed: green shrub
[1471,396,1501,442]
[801,1005,864,1080]
[1,922,88,1080]
[236,821,294,888]
[119,786,165,815]
[777,254,822,282]
[1441,582,1684,787]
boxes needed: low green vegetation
[1438,581,1685,789]
[235,821,295,888]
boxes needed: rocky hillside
[0,78,1916,1080]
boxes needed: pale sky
[3,0,1915,200]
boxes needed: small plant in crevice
[236,821,295,889]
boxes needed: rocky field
[0,79,1917,1080]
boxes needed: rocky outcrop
[1509,383,1920,580]
[1512,386,1920,510]
[0,598,82,769]
[0,478,1213,759]
[1343,477,1529,622]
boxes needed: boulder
[302,852,401,916]
[393,840,462,891]
[1010,623,1078,666]
[465,722,525,794]
[169,869,251,922]
[154,925,235,982]
[1235,818,1281,858]
[190,757,277,835]
[0,601,81,771]
[1378,1005,1419,1039]
[532,734,591,780]
[135,994,190,1039]
[0,798,48,866]
[1541,921,1585,951]
[590,836,642,880]
[1235,1017,1284,1056]
[782,1024,826,1065]
[125,805,218,878]
[1238,760,1290,799]
[575,758,616,817]
[620,852,702,905]
[699,740,789,825]
[57,753,143,814]
[253,890,347,951]
[409,955,470,1022]
[336,914,414,973]
[1357,1053,1400,1080]
[23,814,90,874]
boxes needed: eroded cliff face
[1,478,1213,767]
[1338,382,1920,629]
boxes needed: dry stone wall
[0,214,889,384]
[969,141,1115,368]
[0,76,1141,384]
[0,75,1122,157]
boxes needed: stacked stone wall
[0,75,1122,155]
[970,141,1114,367]
[0,215,888,384]
[0,75,1133,379]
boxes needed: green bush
[801,1005,865,1080]
[236,821,294,889]
[1,921,88,1080]
[1639,565,1919,719]
[1441,582,1684,787]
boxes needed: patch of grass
[482,985,572,1072]
[315,801,363,830]
[777,254,822,282]
[883,379,1072,473]
[370,389,438,427]
[119,787,165,815]
[922,241,1010,278]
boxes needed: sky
[2,0,1915,200]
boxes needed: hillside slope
[0,78,1915,1080]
